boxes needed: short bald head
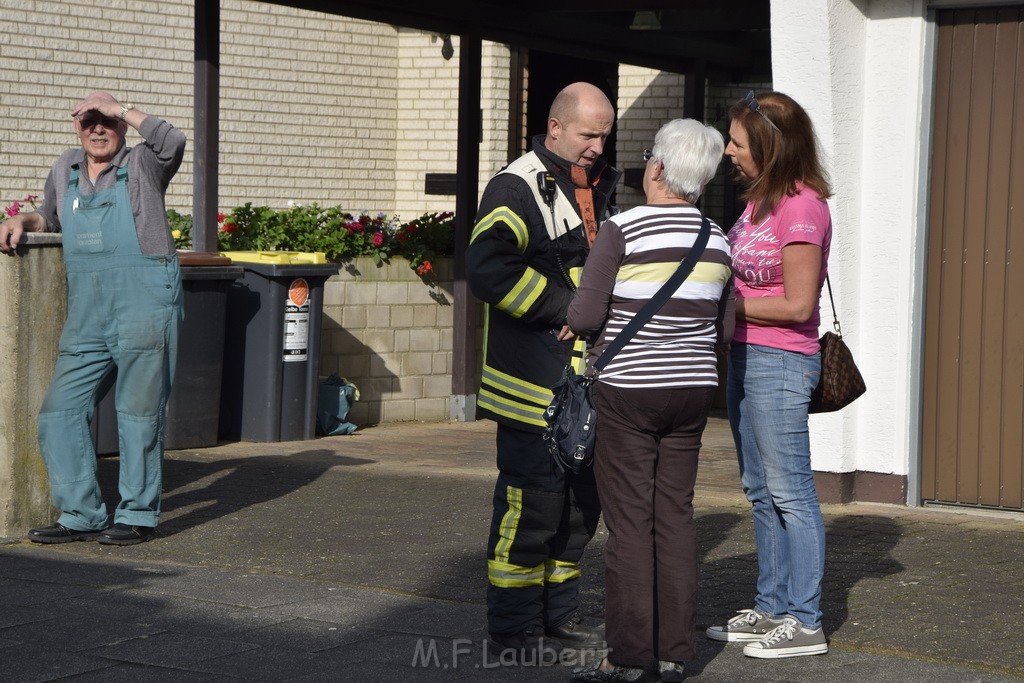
[545,82,615,167]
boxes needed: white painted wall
[771,0,932,483]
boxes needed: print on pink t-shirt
[727,185,832,355]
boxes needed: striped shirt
[567,204,734,389]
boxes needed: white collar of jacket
[498,151,580,242]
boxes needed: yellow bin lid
[219,250,327,265]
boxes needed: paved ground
[1,414,1023,682]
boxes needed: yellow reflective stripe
[488,559,546,588]
[571,339,587,374]
[471,207,529,250]
[494,485,522,562]
[481,365,552,406]
[545,559,582,584]
[496,267,547,318]
[478,389,548,427]
[483,304,491,358]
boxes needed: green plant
[167,204,456,275]
[167,209,192,249]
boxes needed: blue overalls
[37,164,183,531]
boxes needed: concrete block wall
[318,256,482,426]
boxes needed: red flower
[397,232,409,243]
[217,212,227,223]
[416,260,433,276]
[24,195,38,203]
[372,232,384,247]
[222,222,238,233]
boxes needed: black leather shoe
[547,611,606,648]
[97,523,156,546]
[486,625,562,665]
[658,661,686,682]
[570,658,649,682]
[27,523,102,544]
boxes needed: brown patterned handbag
[809,277,866,413]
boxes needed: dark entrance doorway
[524,50,618,176]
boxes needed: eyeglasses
[78,114,122,130]
[744,90,781,134]
[642,149,654,162]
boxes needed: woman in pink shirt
[705,91,833,659]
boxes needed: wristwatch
[118,103,134,120]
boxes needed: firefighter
[467,81,621,659]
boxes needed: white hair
[652,119,725,202]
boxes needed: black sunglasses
[78,114,122,130]
[642,149,654,162]
[744,90,781,134]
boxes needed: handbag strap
[593,216,712,375]
[823,275,843,336]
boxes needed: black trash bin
[216,251,339,443]
[93,252,244,454]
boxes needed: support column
[193,0,220,252]
[451,31,482,422]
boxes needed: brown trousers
[593,381,714,667]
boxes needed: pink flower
[372,232,384,247]
[5,201,22,217]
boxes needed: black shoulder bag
[543,216,713,474]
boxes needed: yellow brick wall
[615,66,687,211]
[0,0,466,222]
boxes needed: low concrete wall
[0,233,64,538]
[318,256,483,427]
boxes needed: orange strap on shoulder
[570,165,597,247]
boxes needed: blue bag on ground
[316,373,359,435]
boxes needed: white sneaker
[742,615,828,659]
[706,608,785,642]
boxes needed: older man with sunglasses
[1,91,186,546]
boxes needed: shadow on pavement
[97,449,375,537]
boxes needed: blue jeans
[727,343,824,630]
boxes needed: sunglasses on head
[78,114,122,130]
[744,90,781,134]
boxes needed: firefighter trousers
[486,424,601,636]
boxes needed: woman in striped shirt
[566,118,733,683]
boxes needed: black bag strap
[823,275,842,336]
[593,216,712,375]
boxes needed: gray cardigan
[39,115,186,256]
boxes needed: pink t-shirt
[728,185,832,355]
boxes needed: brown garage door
[922,6,1024,509]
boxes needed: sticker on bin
[283,278,310,362]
